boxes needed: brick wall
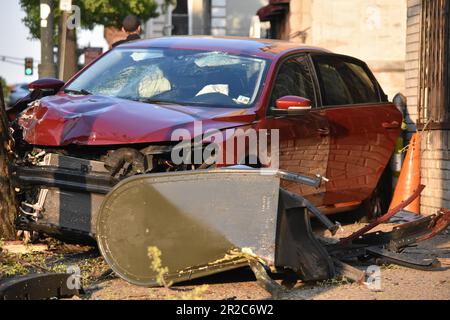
[421,131,450,214]
[405,0,421,134]
[406,0,450,215]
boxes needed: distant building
[256,0,407,100]
[254,0,450,214]
[104,0,268,48]
[145,0,268,38]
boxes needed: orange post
[389,132,421,214]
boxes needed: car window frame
[265,52,321,117]
[310,52,388,108]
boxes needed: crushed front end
[11,133,188,243]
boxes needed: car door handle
[317,128,330,136]
[382,121,400,129]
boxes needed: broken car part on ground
[95,168,450,288]
[3,167,448,299]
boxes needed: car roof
[118,36,331,59]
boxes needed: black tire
[359,166,393,222]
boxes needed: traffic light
[24,57,33,76]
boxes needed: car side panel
[257,111,330,207]
[323,103,402,205]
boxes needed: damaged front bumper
[12,153,116,243]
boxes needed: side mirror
[272,96,312,116]
[29,78,65,93]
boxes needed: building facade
[257,0,450,214]
[257,0,407,100]
[406,0,450,214]
[145,0,268,38]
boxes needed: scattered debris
[332,259,365,284]
[438,258,450,266]
[95,168,450,294]
[389,210,423,223]
[2,241,48,255]
[328,210,450,271]
[339,184,425,245]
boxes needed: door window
[313,55,380,106]
[270,55,316,108]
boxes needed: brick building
[257,0,407,102]
[257,0,449,214]
[406,0,450,214]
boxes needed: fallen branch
[333,259,365,283]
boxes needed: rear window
[313,55,380,106]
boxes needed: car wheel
[360,166,393,222]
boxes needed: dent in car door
[312,54,402,205]
[259,54,330,207]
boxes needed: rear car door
[260,54,330,207]
[311,54,402,206]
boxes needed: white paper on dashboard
[196,84,229,96]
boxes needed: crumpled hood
[18,94,257,146]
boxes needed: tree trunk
[0,83,17,239]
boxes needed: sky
[0,0,108,85]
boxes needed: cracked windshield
[66,48,269,107]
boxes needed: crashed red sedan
[11,36,402,241]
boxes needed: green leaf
[19,0,161,40]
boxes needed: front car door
[311,54,402,206]
[259,54,330,207]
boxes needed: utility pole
[39,0,57,78]
[58,0,72,81]
[58,10,69,80]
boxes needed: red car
[12,37,401,241]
